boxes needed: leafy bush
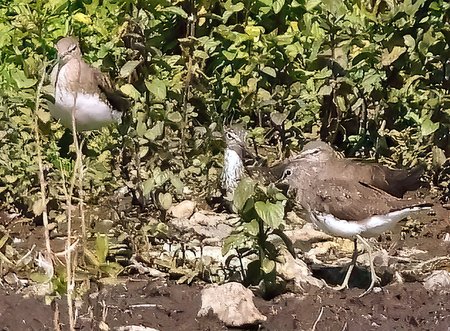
[0,0,448,210]
[222,178,290,297]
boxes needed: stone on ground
[168,200,196,219]
[198,282,266,327]
[277,248,324,289]
[423,270,450,293]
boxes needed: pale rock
[169,212,234,244]
[169,200,196,219]
[423,270,450,293]
[371,249,390,268]
[115,326,160,331]
[284,223,332,246]
[285,211,308,226]
[397,247,428,258]
[305,241,340,264]
[198,282,266,327]
[277,249,323,289]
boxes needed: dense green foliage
[223,178,289,296]
[0,0,449,213]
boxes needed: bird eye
[282,168,292,179]
[226,132,234,139]
[68,44,77,53]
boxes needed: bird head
[56,37,82,64]
[289,142,336,164]
[224,126,248,151]
[278,147,327,185]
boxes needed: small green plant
[223,177,291,298]
[83,234,124,279]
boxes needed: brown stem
[33,64,52,257]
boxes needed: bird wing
[309,179,422,222]
[91,67,131,112]
[339,160,425,198]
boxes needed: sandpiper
[221,125,280,193]
[280,147,432,296]
[221,126,248,198]
[50,36,129,131]
[289,141,425,198]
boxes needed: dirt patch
[0,280,449,330]
[0,202,449,330]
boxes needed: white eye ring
[282,168,293,179]
[68,44,77,53]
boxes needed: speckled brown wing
[91,66,130,113]
[332,160,425,198]
[362,163,425,197]
[304,179,428,222]
[245,165,278,185]
[65,59,130,113]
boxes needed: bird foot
[358,274,381,298]
[321,278,350,291]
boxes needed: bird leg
[357,234,381,297]
[326,238,358,291]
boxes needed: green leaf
[421,118,439,136]
[305,0,321,11]
[321,0,346,17]
[245,26,263,38]
[273,0,285,13]
[160,6,188,18]
[119,60,141,78]
[243,219,260,236]
[120,84,140,100]
[144,121,164,141]
[224,72,241,87]
[403,35,415,50]
[145,78,167,101]
[32,199,46,216]
[254,201,284,228]
[95,234,109,264]
[73,12,92,25]
[381,46,406,66]
[30,272,52,283]
[99,262,124,278]
[270,112,288,126]
[167,111,183,123]
[36,108,51,123]
[233,178,255,211]
[261,258,275,274]
[261,66,276,78]
[222,50,236,61]
[222,233,246,256]
[318,84,332,96]
[142,178,155,197]
[146,79,166,101]
[10,68,36,89]
[158,192,172,210]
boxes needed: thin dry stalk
[78,137,87,255]
[180,10,196,162]
[33,64,52,257]
[52,300,62,331]
[311,306,324,331]
[62,57,84,331]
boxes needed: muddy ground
[0,201,449,331]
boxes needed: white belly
[52,66,119,131]
[310,211,365,238]
[310,206,430,239]
[221,149,244,193]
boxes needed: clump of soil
[0,201,449,330]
